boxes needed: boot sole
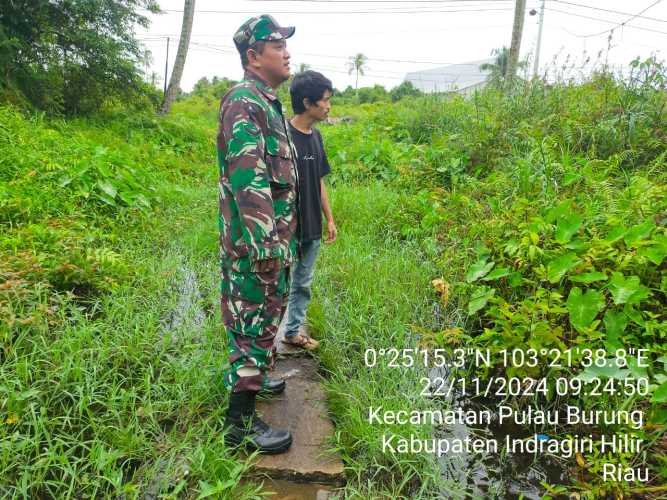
[225,434,293,455]
[259,382,286,396]
[257,386,286,397]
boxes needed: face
[248,39,291,87]
[305,89,332,122]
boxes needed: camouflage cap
[233,14,295,55]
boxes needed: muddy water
[163,266,341,498]
[244,479,336,499]
[429,365,568,499]
[160,263,206,343]
[160,266,569,498]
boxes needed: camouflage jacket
[217,71,299,272]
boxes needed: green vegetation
[316,56,667,499]
[0,100,250,497]
[0,88,437,497]
[0,1,160,114]
[309,184,455,498]
[1,46,666,499]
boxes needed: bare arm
[320,179,337,244]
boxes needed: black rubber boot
[224,391,292,454]
[259,377,286,396]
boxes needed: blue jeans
[285,239,321,338]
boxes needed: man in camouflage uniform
[217,15,298,454]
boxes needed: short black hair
[290,71,333,114]
[240,40,266,68]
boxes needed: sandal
[281,333,320,351]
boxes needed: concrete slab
[241,479,337,500]
[254,357,345,485]
[275,315,312,356]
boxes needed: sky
[136,0,667,92]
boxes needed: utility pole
[507,0,527,88]
[163,36,170,94]
[532,0,546,78]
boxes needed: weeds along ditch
[0,60,665,498]
[317,62,666,499]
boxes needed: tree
[480,47,510,82]
[480,47,528,87]
[191,76,211,96]
[149,71,163,88]
[507,0,527,88]
[342,85,355,97]
[0,0,159,114]
[346,53,368,91]
[211,77,234,98]
[190,76,235,99]
[141,49,154,80]
[295,62,311,73]
[160,0,196,114]
[390,81,421,102]
[357,84,388,104]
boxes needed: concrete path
[252,320,345,497]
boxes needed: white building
[405,58,495,95]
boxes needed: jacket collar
[244,70,278,102]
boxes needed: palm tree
[141,49,153,81]
[160,0,196,114]
[296,62,311,73]
[149,71,163,88]
[480,47,528,87]
[480,47,510,81]
[346,53,368,91]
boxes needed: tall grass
[318,59,666,497]
[308,184,454,498]
[2,58,666,497]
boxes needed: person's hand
[325,220,337,244]
[255,257,281,273]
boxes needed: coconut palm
[160,0,196,114]
[141,49,153,81]
[480,47,510,80]
[149,71,162,88]
[346,53,368,90]
[480,47,528,86]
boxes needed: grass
[2,178,257,498]
[1,138,450,497]
[308,183,452,498]
[2,60,666,497]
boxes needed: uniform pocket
[223,268,265,304]
[223,268,286,304]
[266,152,295,187]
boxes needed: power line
[136,22,510,38]
[159,40,494,78]
[151,6,517,14]
[302,52,471,65]
[242,0,512,2]
[299,58,494,75]
[547,22,665,50]
[178,40,493,66]
[549,0,667,24]
[307,63,493,86]
[239,0,512,4]
[241,1,514,11]
[577,0,664,38]
[545,7,667,36]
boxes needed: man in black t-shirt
[282,71,337,350]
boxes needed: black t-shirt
[288,123,331,242]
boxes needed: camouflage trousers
[221,266,290,393]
